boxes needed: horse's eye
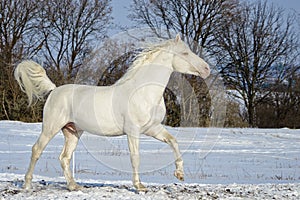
[182,52,189,55]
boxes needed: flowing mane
[115,39,174,85]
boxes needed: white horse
[14,34,210,191]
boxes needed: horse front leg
[127,133,147,192]
[145,125,184,181]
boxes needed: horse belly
[76,117,122,136]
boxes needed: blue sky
[111,0,300,29]
[111,0,132,30]
[268,0,300,13]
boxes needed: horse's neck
[132,51,172,83]
[123,50,174,98]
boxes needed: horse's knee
[164,134,177,145]
[31,143,43,160]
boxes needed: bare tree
[256,71,300,128]
[0,0,41,120]
[213,1,299,127]
[0,0,112,121]
[130,0,237,54]
[38,0,112,85]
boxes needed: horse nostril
[205,66,210,72]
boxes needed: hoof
[68,183,83,191]
[174,170,184,181]
[23,184,32,191]
[23,181,32,190]
[134,182,148,192]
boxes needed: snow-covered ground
[0,121,299,199]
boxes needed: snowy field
[0,121,299,199]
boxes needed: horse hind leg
[59,126,82,191]
[24,127,60,190]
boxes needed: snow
[0,120,299,199]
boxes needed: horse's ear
[175,34,181,42]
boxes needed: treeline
[0,0,112,121]
[0,0,299,128]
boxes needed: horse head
[171,34,210,79]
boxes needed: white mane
[115,39,175,85]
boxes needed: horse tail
[14,60,56,106]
